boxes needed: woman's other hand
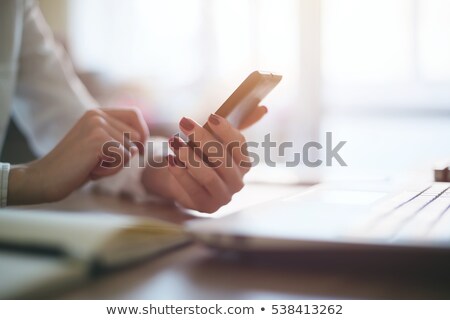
[7,108,149,205]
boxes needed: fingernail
[169,136,184,150]
[208,114,221,126]
[130,145,138,156]
[262,106,268,114]
[167,155,176,167]
[180,117,195,131]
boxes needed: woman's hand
[142,106,267,213]
[7,108,149,205]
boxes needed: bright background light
[37,0,450,178]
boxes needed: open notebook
[0,209,189,298]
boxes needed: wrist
[8,163,46,205]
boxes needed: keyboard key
[393,197,450,241]
[367,195,437,239]
[421,182,449,196]
[345,183,450,242]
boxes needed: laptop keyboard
[357,183,450,242]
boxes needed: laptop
[186,179,450,257]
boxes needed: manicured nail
[167,155,176,167]
[130,145,138,156]
[261,106,268,114]
[208,114,221,126]
[169,136,184,150]
[180,117,195,131]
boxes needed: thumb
[238,105,268,130]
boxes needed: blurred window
[322,0,450,111]
[68,0,450,125]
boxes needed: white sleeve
[13,0,97,157]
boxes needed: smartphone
[186,71,282,160]
[206,71,282,130]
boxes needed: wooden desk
[24,184,450,299]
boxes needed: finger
[98,110,142,142]
[167,155,209,210]
[238,105,268,130]
[89,129,133,179]
[207,114,252,174]
[169,136,232,207]
[101,121,139,155]
[102,107,149,144]
[83,109,145,154]
[179,117,243,193]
